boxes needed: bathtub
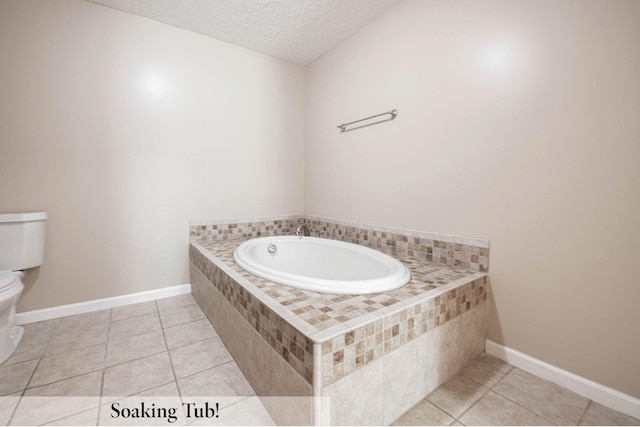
[233,235,410,294]
[191,216,490,424]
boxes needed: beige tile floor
[0,294,275,426]
[0,293,638,426]
[393,353,640,426]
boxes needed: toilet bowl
[0,212,47,365]
[0,271,25,364]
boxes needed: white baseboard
[485,339,640,420]
[16,284,192,325]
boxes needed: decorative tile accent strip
[190,215,489,272]
[303,216,490,272]
[190,215,303,241]
[189,215,490,387]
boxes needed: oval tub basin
[233,236,410,294]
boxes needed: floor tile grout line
[174,357,238,387]
[156,298,185,407]
[108,312,162,341]
[455,361,555,425]
[31,340,108,364]
[100,320,217,371]
[18,347,46,392]
[103,333,219,370]
[20,368,106,394]
[10,333,106,424]
[166,334,223,352]
[216,395,259,419]
[97,306,114,426]
[488,383,560,425]
[450,380,493,424]
[99,380,177,405]
[576,399,593,426]
[22,316,56,392]
[41,406,99,426]
[425,360,559,426]
[98,301,182,421]
[157,300,199,315]
[0,350,42,368]
[6,380,28,425]
[157,300,199,314]
[109,310,159,324]
[425,368,492,422]
[392,363,485,424]
[176,358,239,386]
[163,316,220,333]
[104,347,168,370]
[489,365,589,426]
[106,325,164,346]
[458,361,513,390]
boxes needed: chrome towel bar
[337,109,398,133]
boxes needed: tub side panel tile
[426,301,488,392]
[383,332,430,425]
[321,355,384,426]
[190,262,314,425]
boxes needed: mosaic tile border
[190,215,489,272]
[189,216,490,387]
[302,215,489,272]
[190,215,303,241]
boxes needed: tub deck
[196,237,484,337]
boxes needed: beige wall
[0,0,305,311]
[305,0,640,398]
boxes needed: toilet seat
[0,271,17,292]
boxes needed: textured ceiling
[85,0,403,65]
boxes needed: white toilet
[0,212,47,364]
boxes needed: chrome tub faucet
[296,223,310,237]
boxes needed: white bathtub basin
[233,236,410,294]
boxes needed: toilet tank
[0,212,47,271]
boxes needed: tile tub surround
[189,216,489,424]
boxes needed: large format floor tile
[0,360,38,395]
[163,318,218,349]
[2,293,638,426]
[394,353,640,426]
[102,352,175,397]
[29,344,106,388]
[580,401,640,426]
[0,293,272,426]
[458,391,551,426]
[169,337,233,379]
[12,372,102,425]
[426,374,488,418]
[108,312,162,340]
[391,399,455,426]
[493,368,589,425]
[105,328,167,367]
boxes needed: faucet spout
[295,223,310,237]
